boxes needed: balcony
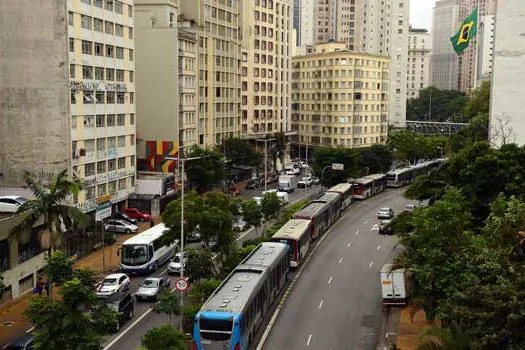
[118,169,127,178]
[77,198,97,213]
[84,176,97,186]
[127,166,136,177]
[108,148,118,159]
[96,173,109,183]
[107,170,119,182]
[117,189,129,201]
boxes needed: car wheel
[128,308,134,320]
[139,217,144,222]
[115,321,121,333]
[125,229,131,234]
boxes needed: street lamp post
[321,165,332,189]
[165,155,202,332]
[256,137,276,192]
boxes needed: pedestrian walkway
[0,220,155,347]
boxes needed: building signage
[70,80,127,92]
[96,194,112,204]
[95,202,112,221]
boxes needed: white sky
[410,0,437,31]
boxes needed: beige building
[407,28,432,99]
[241,0,293,137]
[0,0,136,215]
[180,0,242,147]
[291,42,390,148]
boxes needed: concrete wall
[489,0,525,146]
[0,0,70,187]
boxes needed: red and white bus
[326,183,353,210]
[270,219,312,268]
[293,202,331,240]
[352,174,387,200]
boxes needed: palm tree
[418,327,472,350]
[13,170,89,280]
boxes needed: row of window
[79,0,132,16]
[71,65,133,82]
[72,113,134,128]
[83,157,133,176]
[293,58,388,69]
[71,91,134,105]
[70,38,134,61]
[293,114,385,124]
[85,177,134,200]
[296,124,384,135]
[77,138,136,153]
[293,103,386,113]
[72,13,133,39]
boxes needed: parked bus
[293,202,331,240]
[120,223,178,274]
[352,174,387,199]
[193,242,289,350]
[326,183,353,211]
[270,219,312,268]
[313,192,342,226]
[386,167,415,188]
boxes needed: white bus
[270,219,312,268]
[120,223,178,274]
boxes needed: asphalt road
[262,188,408,350]
[240,183,323,203]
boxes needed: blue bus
[192,242,289,350]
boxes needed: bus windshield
[200,317,233,341]
[121,244,149,266]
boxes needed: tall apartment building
[477,14,495,86]
[458,0,496,92]
[407,28,432,99]
[431,0,461,90]
[490,0,525,146]
[241,0,293,137]
[291,42,390,148]
[179,0,242,147]
[361,0,410,127]
[0,0,136,215]
[293,0,315,47]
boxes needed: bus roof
[363,173,386,180]
[294,202,329,219]
[272,219,311,241]
[326,183,352,194]
[387,167,413,176]
[201,242,287,314]
[122,223,169,245]
[314,192,341,204]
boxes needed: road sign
[175,278,189,292]
[332,163,344,171]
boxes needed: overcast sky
[410,0,437,31]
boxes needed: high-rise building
[293,0,315,47]
[291,42,390,148]
[431,0,461,90]
[361,0,410,127]
[134,0,180,172]
[490,0,525,146]
[0,0,137,214]
[458,0,497,92]
[477,14,495,86]
[179,0,242,147]
[407,28,432,99]
[241,0,293,137]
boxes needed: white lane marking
[338,257,343,264]
[348,242,352,248]
[371,224,379,231]
[103,308,153,349]
[318,299,324,309]
[307,334,313,346]
[369,261,373,268]
[364,220,368,224]
[328,276,333,284]
[356,230,359,235]
[377,245,381,251]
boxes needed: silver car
[135,276,171,301]
[104,219,138,234]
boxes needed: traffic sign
[175,278,189,292]
[332,163,344,171]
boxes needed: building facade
[407,28,432,99]
[241,0,293,137]
[490,0,525,146]
[293,0,314,47]
[431,0,461,90]
[0,0,137,214]
[291,42,390,148]
[477,14,495,86]
[134,0,180,172]
[179,0,242,147]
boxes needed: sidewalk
[0,220,154,347]
[395,306,440,349]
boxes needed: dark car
[111,212,137,225]
[246,178,261,189]
[2,334,33,350]
[105,292,134,332]
[379,219,394,235]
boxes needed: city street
[262,188,408,350]
[239,183,323,203]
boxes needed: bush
[182,303,202,334]
[104,232,116,245]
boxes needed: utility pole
[256,137,276,192]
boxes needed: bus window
[200,317,233,341]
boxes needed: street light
[164,155,202,332]
[256,137,276,192]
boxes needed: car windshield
[16,197,29,204]
[102,278,118,286]
[381,208,390,211]
[142,279,159,288]
[121,245,149,266]
[173,255,182,263]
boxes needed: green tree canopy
[312,147,360,186]
[189,279,222,304]
[219,137,262,168]
[153,290,181,325]
[261,192,281,220]
[406,87,468,122]
[141,325,185,350]
[161,191,203,244]
[184,146,225,193]
[184,248,215,283]
[357,144,394,174]
[242,199,263,233]
[463,81,490,120]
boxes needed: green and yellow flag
[451,8,478,54]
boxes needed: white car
[0,196,28,213]
[297,176,313,188]
[404,204,417,212]
[377,208,395,219]
[96,273,131,298]
[167,252,187,275]
[104,219,138,234]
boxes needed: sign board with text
[332,163,344,171]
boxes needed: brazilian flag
[451,8,478,54]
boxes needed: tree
[153,290,181,325]
[184,248,215,283]
[261,192,281,221]
[242,199,263,234]
[183,146,225,193]
[463,81,490,120]
[189,279,221,304]
[141,325,185,350]
[198,206,236,254]
[357,144,394,174]
[219,245,257,279]
[220,137,262,168]
[44,250,74,287]
[162,191,203,244]
[25,277,117,350]
[406,87,468,122]
[418,327,472,350]
[312,147,359,186]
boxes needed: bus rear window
[200,317,233,341]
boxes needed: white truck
[278,175,297,193]
[380,264,407,305]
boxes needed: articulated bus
[313,192,343,226]
[386,167,415,188]
[326,183,353,210]
[270,219,312,268]
[352,173,387,199]
[293,202,331,240]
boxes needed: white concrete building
[431,0,461,91]
[407,28,432,99]
[293,0,315,47]
[490,0,525,146]
[477,15,495,86]
[0,0,137,215]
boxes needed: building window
[105,0,114,11]
[118,136,125,147]
[95,67,104,80]
[128,4,133,17]
[106,45,114,57]
[129,114,135,125]
[108,159,116,171]
[96,114,105,127]
[129,92,134,104]
[70,64,75,78]
[106,92,115,104]
[95,91,105,103]
[117,93,125,104]
[115,0,123,14]
[94,42,103,56]
[117,114,125,125]
[84,115,94,127]
[116,70,124,82]
[85,164,95,177]
[107,114,115,126]
[71,91,76,104]
[129,135,135,146]
[129,49,134,61]
[81,15,92,29]
[105,21,113,35]
[94,18,103,32]
[82,40,92,55]
[68,12,74,26]
[94,0,103,8]
[106,68,114,81]
[116,46,124,59]
[129,71,134,82]
[115,24,124,37]
[128,27,133,40]
[82,66,93,79]
[69,38,75,52]
[97,161,106,174]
